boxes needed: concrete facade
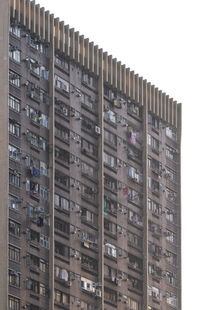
[0,1,181,310]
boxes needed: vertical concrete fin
[94,45,99,76]
[139,77,144,106]
[117,61,122,91]
[174,101,178,128]
[45,11,50,42]
[121,64,126,94]
[80,35,85,66]
[30,0,36,34]
[20,0,26,25]
[26,0,31,31]
[75,31,80,63]
[103,52,108,83]
[166,95,170,123]
[162,93,166,121]
[108,55,113,85]
[159,90,163,120]
[147,82,151,111]
[40,7,45,39]
[54,18,60,50]
[130,71,135,100]
[70,28,75,60]
[59,21,65,53]
[155,87,159,116]
[89,42,94,73]
[64,25,70,57]
[112,58,117,89]
[126,68,130,98]
[135,74,139,104]
[84,38,89,69]
[35,4,40,37]
[10,0,15,18]
[16,0,21,21]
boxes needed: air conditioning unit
[95,289,102,297]
[95,126,101,135]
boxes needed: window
[128,232,142,249]
[166,127,177,141]
[104,219,117,235]
[127,166,142,183]
[165,167,176,182]
[8,195,20,211]
[8,145,20,161]
[104,174,117,192]
[81,92,96,111]
[82,184,96,202]
[9,120,20,137]
[166,208,176,223]
[9,45,21,62]
[147,134,160,152]
[128,253,143,270]
[9,170,20,187]
[166,145,176,161]
[81,277,95,293]
[165,230,176,244]
[8,295,20,310]
[81,162,95,178]
[9,220,20,236]
[81,254,97,271]
[26,105,49,128]
[26,130,47,151]
[127,297,141,310]
[9,24,21,37]
[40,185,49,201]
[40,259,48,272]
[54,194,69,212]
[55,218,69,235]
[166,271,177,286]
[148,198,161,216]
[27,229,40,243]
[104,287,117,303]
[148,114,160,129]
[9,70,20,87]
[128,187,141,205]
[81,208,96,225]
[148,285,162,301]
[9,269,20,287]
[55,147,69,165]
[55,75,69,92]
[165,250,177,266]
[127,101,141,118]
[81,115,95,131]
[104,109,116,123]
[55,122,69,142]
[148,242,162,257]
[81,301,97,310]
[40,283,47,296]
[82,72,96,88]
[81,138,97,157]
[104,129,117,146]
[166,188,177,202]
[148,263,162,277]
[55,55,69,70]
[55,170,70,188]
[9,95,20,112]
[104,243,117,258]
[40,234,49,249]
[40,161,48,177]
[104,152,117,168]
[166,292,177,307]
[104,197,117,216]
[55,241,69,258]
[26,278,39,294]
[9,245,20,262]
[128,210,143,226]
[40,65,49,80]
[54,289,69,305]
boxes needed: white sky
[38,0,200,308]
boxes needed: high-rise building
[0,1,182,310]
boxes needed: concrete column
[49,13,55,310]
[0,0,9,309]
[142,80,149,310]
[98,49,104,310]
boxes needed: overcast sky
[38,0,200,308]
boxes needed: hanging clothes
[32,166,40,178]
[123,187,129,195]
[131,132,136,145]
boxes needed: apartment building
[0,1,181,310]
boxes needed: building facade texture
[0,1,182,310]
